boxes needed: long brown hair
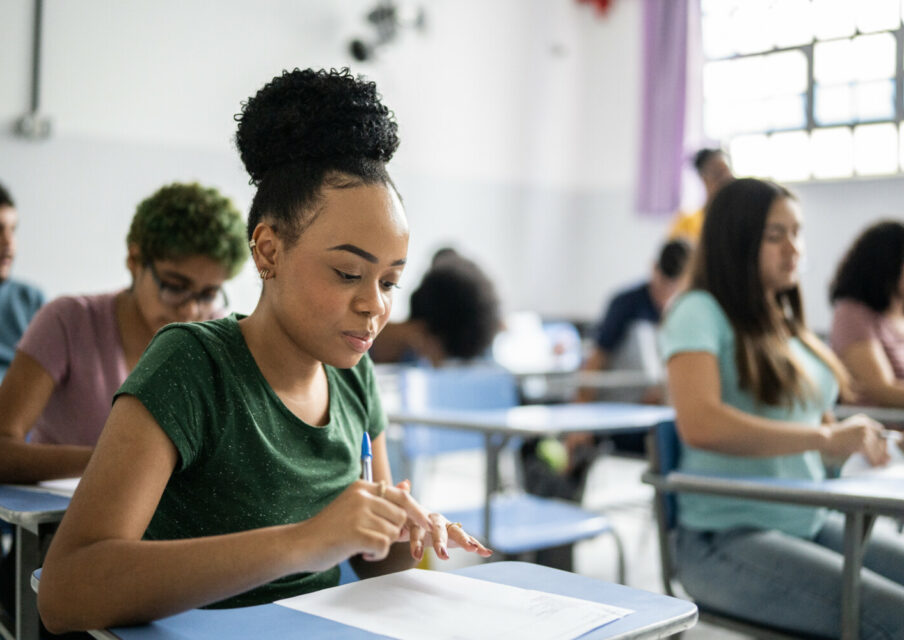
[690,178,850,407]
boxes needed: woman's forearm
[38,521,322,633]
[0,438,92,483]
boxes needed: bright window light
[814,39,854,85]
[856,0,900,33]
[898,124,904,171]
[811,127,854,179]
[815,84,854,125]
[813,0,857,40]
[855,81,896,121]
[768,95,807,131]
[729,134,770,178]
[734,2,774,54]
[853,123,898,175]
[772,0,814,48]
[770,131,812,182]
[853,33,896,81]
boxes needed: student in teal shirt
[660,178,904,639]
[38,69,491,633]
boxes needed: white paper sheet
[841,435,904,479]
[36,477,80,496]
[276,568,632,640]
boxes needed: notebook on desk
[841,434,904,479]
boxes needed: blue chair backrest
[397,366,519,459]
[651,420,681,530]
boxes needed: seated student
[369,249,501,366]
[38,68,491,634]
[668,147,734,242]
[0,181,45,381]
[580,238,691,406]
[0,182,248,484]
[829,220,904,408]
[661,177,904,638]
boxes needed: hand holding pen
[359,432,492,561]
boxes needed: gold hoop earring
[259,268,271,280]
[248,239,256,251]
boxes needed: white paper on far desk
[841,437,904,479]
[275,568,632,640]
[36,477,80,496]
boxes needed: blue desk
[81,562,696,639]
[387,402,675,546]
[643,472,904,640]
[0,485,71,640]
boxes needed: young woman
[0,181,247,484]
[38,69,491,634]
[830,220,904,407]
[660,178,904,638]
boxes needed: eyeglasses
[144,261,229,312]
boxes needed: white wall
[0,0,897,332]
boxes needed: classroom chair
[395,365,625,582]
[643,421,831,640]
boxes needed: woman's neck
[115,289,156,370]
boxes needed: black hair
[830,220,904,313]
[234,68,400,245]
[409,258,501,360]
[0,182,14,209]
[693,148,725,174]
[656,239,691,279]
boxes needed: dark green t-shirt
[115,314,386,608]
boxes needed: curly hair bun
[235,68,399,184]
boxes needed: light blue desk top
[88,562,697,640]
[0,485,71,532]
[387,402,676,438]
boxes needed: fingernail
[415,543,423,559]
[440,544,448,559]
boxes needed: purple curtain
[635,0,689,216]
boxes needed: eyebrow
[328,244,406,266]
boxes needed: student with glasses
[0,182,247,485]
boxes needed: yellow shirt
[668,207,704,241]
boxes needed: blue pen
[361,432,373,482]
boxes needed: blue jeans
[676,514,904,640]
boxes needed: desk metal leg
[841,511,875,640]
[14,526,40,640]
[483,434,506,553]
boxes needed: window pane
[813,0,857,39]
[772,0,814,48]
[734,2,774,54]
[768,94,807,130]
[815,84,854,125]
[702,14,738,59]
[853,33,896,81]
[898,124,904,171]
[853,123,898,174]
[729,134,770,178]
[770,131,811,182]
[855,80,896,121]
[704,101,735,139]
[766,50,809,96]
[856,0,900,32]
[814,39,854,84]
[811,127,854,178]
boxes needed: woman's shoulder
[832,298,878,322]
[40,290,118,316]
[668,289,726,321]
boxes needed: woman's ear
[126,244,142,279]
[250,223,279,273]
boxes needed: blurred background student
[0,182,247,485]
[668,148,734,242]
[0,181,44,382]
[370,248,501,367]
[661,178,903,638]
[830,219,904,408]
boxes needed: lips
[342,331,374,353]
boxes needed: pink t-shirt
[18,291,129,446]
[830,298,904,382]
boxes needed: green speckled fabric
[115,314,385,608]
